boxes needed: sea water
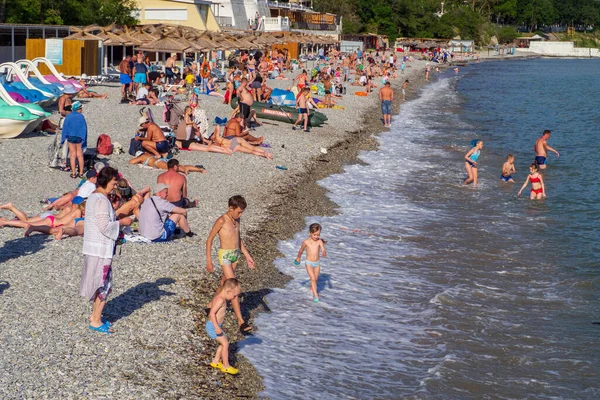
[239,59,600,399]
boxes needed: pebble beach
[0,61,426,398]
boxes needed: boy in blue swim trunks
[501,154,516,183]
[295,223,327,302]
[206,195,255,334]
[206,278,241,375]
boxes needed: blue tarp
[270,88,296,106]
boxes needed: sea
[239,59,600,399]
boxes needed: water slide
[0,62,56,107]
[31,57,85,90]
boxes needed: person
[206,195,255,334]
[76,79,108,99]
[0,199,84,230]
[58,87,77,118]
[165,54,177,84]
[157,159,198,208]
[294,223,327,302]
[138,183,194,242]
[129,152,207,172]
[119,55,133,101]
[132,55,149,93]
[534,129,560,169]
[501,154,516,183]
[293,69,308,91]
[464,139,484,185]
[425,63,430,81]
[80,166,121,334]
[131,82,158,105]
[206,278,241,375]
[400,61,406,75]
[62,101,88,178]
[517,162,546,200]
[136,117,170,157]
[224,113,263,144]
[292,87,317,132]
[77,169,98,198]
[210,126,273,159]
[379,81,394,127]
[402,79,409,101]
[323,74,332,108]
[206,77,224,98]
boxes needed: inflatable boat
[230,98,328,127]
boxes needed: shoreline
[198,68,431,398]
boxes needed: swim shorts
[306,260,320,268]
[535,156,546,165]
[324,89,331,95]
[120,73,132,85]
[137,98,150,105]
[133,73,147,84]
[298,108,308,114]
[153,218,176,242]
[218,249,241,265]
[239,102,251,119]
[206,321,224,339]
[381,100,392,115]
[155,140,169,154]
[171,197,191,208]
[500,175,513,182]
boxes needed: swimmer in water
[517,162,546,199]
[464,139,483,185]
[534,129,560,170]
[501,154,516,183]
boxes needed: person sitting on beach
[206,278,241,375]
[114,179,150,221]
[0,199,85,231]
[464,139,484,185]
[136,117,169,157]
[157,159,198,209]
[208,126,273,159]
[206,195,255,334]
[138,183,194,242]
[261,81,273,102]
[131,82,158,105]
[294,223,327,302]
[58,87,77,118]
[501,154,516,183]
[206,77,224,98]
[76,79,108,99]
[129,152,206,173]
[223,113,263,145]
[517,162,546,200]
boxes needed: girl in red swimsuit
[517,163,546,200]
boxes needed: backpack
[96,134,113,155]
[128,138,143,156]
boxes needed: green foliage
[1,0,138,26]
[497,25,519,43]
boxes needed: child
[294,223,327,302]
[206,278,241,375]
[464,139,484,185]
[292,87,317,132]
[206,195,255,334]
[323,74,332,108]
[517,162,546,200]
[501,154,516,183]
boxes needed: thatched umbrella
[128,26,157,43]
[136,35,195,53]
[64,27,105,41]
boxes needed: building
[210,0,341,37]
[134,0,221,32]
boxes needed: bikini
[530,175,543,195]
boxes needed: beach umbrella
[64,27,105,41]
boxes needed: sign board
[340,40,362,53]
[45,39,63,65]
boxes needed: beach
[0,60,428,398]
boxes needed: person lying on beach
[0,200,85,230]
[464,139,483,185]
[206,278,241,375]
[223,113,263,145]
[22,223,84,240]
[157,159,198,208]
[517,163,546,200]
[294,223,327,302]
[208,126,273,159]
[129,153,207,173]
[501,154,516,183]
[76,80,108,99]
[206,195,255,334]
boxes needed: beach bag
[96,134,113,155]
[129,138,143,156]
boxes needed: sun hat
[154,183,170,193]
[139,116,149,126]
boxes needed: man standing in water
[379,81,394,127]
[534,130,560,169]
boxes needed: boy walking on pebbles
[206,278,241,375]
[206,195,255,334]
[295,223,327,302]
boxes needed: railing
[267,1,313,11]
[216,16,233,27]
[262,16,290,32]
[292,22,338,31]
